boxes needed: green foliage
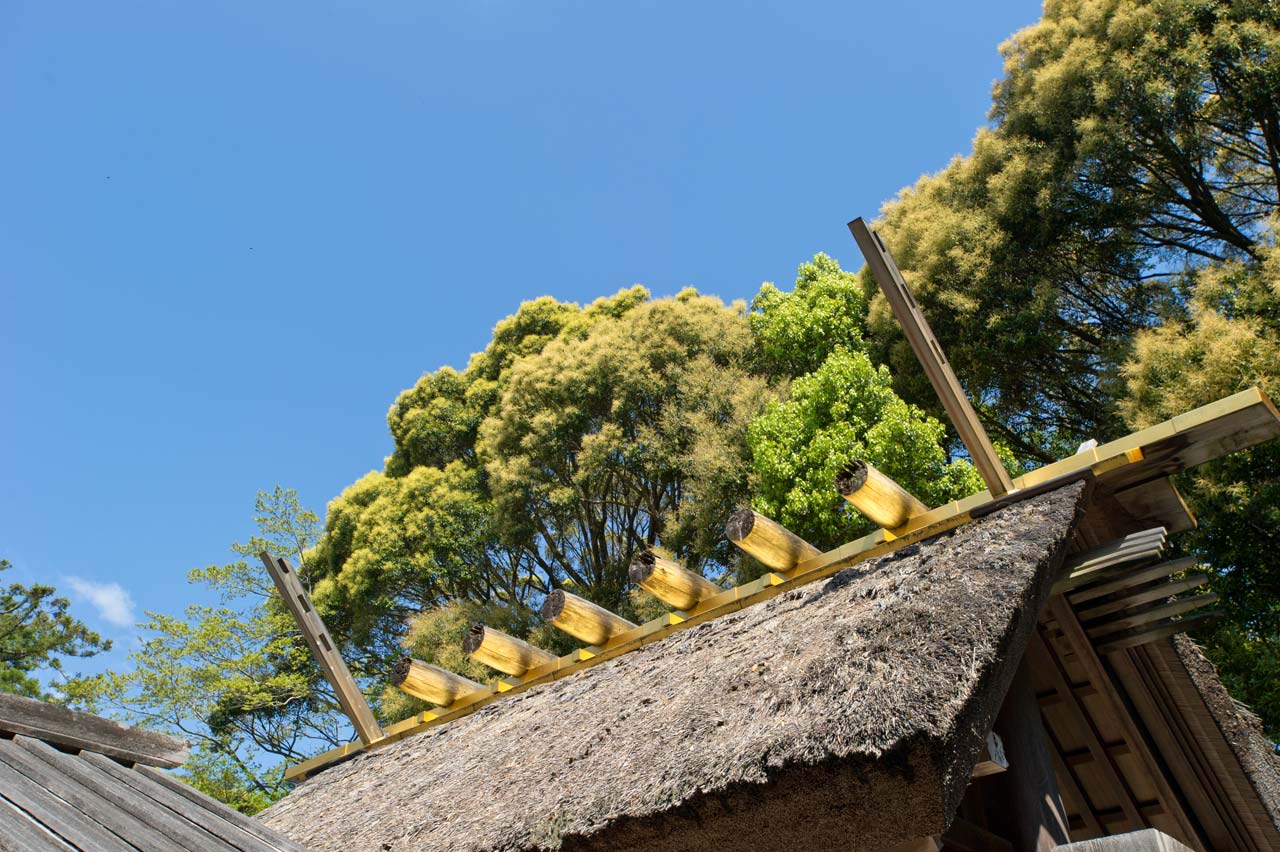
[478,290,769,606]
[871,0,1280,462]
[0,560,110,699]
[748,348,982,549]
[67,488,352,812]
[750,253,866,377]
[310,287,774,670]
[1122,224,1280,738]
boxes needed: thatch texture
[262,483,1085,852]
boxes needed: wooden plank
[136,763,310,852]
[1047,597,1204,848]
[78,751,287,852]
[2,736,232,852]
[1030,632,1146,831]
[1056,828,1196,850]
[1077,576,1210,623]
[0,691,188,768]
[987,662,1071,851]
[849,217,1014,496]
[1095,613,1221,654]
[0,794,74,852]
[1087,595,1220,639]
[0,755,136,851]
[1112,479,1195,536]
[1065,529,1167,572]
[1110,645,1250,852]
[1070,558,1199,605]
[260,552,384,745]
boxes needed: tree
[748,348,983,549]
[1122,222,1280,738]
[747,254,982,550]
[67,488,352,814]
[0,560,110,699]
[309,287,773,671]
[870,0,1280,462]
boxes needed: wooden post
[259,552,384,745]
[848,218,1015,497]
[390,658,484,707]
[834,460,929,531]
[540,590,636,646]
[725,508,820,572]
[462,624,557,677]
[987,661,1070,852]
[629,550,721,611]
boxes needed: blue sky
[0,0,1040,674]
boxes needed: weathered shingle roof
[0,693,306,852]
[261,482,1086,852]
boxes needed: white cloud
[66,577,136,628]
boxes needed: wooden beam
[834,460,929,531]
[987,661,1071,852]
[1076,575,1210,623]
[540,589,636,647]
[0,692,188,769]
[259,552,384,745]
[1095,613,1222,654]
[725,508,821,572]
[1029,631,1146,831]
[391,658,484,707]
[629,549,721,611]
[462,624,557,677]
[848,217,1014,496]
[1087,595,1220,639]
[1065,528,1167,571]
[1069,558,1198,606]
[1046,597,1202,845]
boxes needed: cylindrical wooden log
[725,508,820,572]
[628,549,720,611]
[540,590,636,647]
[462,624,557,677]
[834,460,929,531]
[390,657,483,707]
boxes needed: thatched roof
[262,482,1084,852]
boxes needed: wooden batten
[1076,575,1210,623]
[1068,557,1198,605]
[391,658,484,707]
[0,692,189,769]
[629,550,720,611]
[834,460,928,531]
[725,508,821,572]
[540,589,636,647]
[463,624,557,677]
[1087,593,1220,639]
[1095,611,1222,654]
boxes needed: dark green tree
[0,560,110,699]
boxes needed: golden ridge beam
[284,389,1279,781]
